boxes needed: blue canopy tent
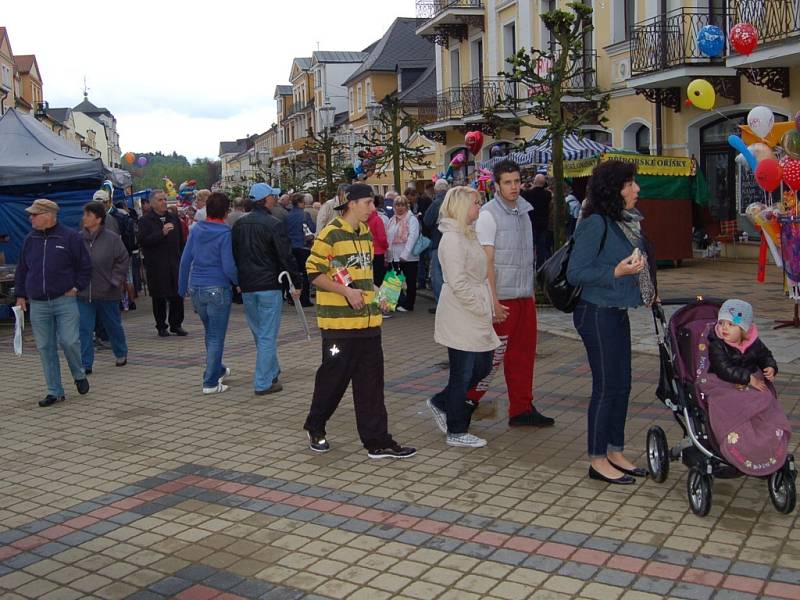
[0,109,106,264]
[481,130,612,170]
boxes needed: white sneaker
[203,383,229,395]
[447,433,487,448]
[382,312,393,319]
[427,399,447,434]
[219,367,231,384]
[396,306,408,312]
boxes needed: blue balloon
[727,135,756,170]
[697,25,725,58]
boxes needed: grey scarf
[620,209,656,306]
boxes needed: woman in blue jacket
[179,192,239,394]
[567,161,656,485]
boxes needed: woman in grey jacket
[567,161,655,485]
[78,201,130,373]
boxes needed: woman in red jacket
[368,195,389,286]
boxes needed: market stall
[555,152,711,264]
[0,108,107,310]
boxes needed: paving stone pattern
[1,258,800,599]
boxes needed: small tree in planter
[494,2,609,249]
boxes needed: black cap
[336,183,373,210]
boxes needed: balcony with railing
[726,0,800,68]
[420,52,599,128]
[416,0,484,45]
[629,7,734,85]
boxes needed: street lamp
[286,146,297,191]
[366,96,382,128]
[319,99,335,134]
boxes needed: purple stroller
[648,298,796,516]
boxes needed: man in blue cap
[232,183,301,395]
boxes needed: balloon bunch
[472,167,494,195]
[353,148,384,180]
[123,152,148,167]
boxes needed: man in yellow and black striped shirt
[303,184,416,460]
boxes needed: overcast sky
[3,0,416,160]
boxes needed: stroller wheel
[687,467,712,517]
[647,426,669,483]
[768,459,796,514]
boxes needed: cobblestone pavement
[1,263,800,599]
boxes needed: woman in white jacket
[386,195,420,312]
[427,187,500,448]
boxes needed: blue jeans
[29,295,85,397]
[78,298,128,368]
[573,300,632,458]
[417,248,430,287]
[190,286,232,388]
[430,247,443,303]
[242,290,283,392]
[431,348,494,434]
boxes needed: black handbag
[537,218,607,313]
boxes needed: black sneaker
[157,329,170,337]
[75,378,90,395]
[307,432,331,453]
[170,327,188,336]
[84,367,92,375]
[508,406,554,427]
[367,445,417,459]
[39,395,65,407]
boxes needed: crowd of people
[21,158,778,481]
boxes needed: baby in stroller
[701,299,790,477]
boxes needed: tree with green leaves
[122,153,221,192]
[359,94,431,193]
[495,2,609,249]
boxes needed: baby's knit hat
[718,299,753,332]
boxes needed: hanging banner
[549,156,599,178]
[600,152,694,176]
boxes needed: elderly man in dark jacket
[15,199,92,407]
[78,201,130,374]
[232,183,301,395]
[137,189,187,336]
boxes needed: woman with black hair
[567,160,656,485]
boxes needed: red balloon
[782,158,800,191]
[729,22,758,56]
[465,130,484,155]
[755,158,782,192]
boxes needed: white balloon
[747,106,775,140]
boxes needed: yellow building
[0,28,15,115]
[418,0,800,234]
[343,17,437,194]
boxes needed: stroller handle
[656,296,724,307]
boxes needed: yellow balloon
[687,79,715,110]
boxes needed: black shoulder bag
[536,217,608,313]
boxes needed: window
[0,64,11,89]
[624,0,636,38]
[356,83,362,112]
[449,49,460,88]
[349,88,354,114]
[470,39,483,81]
[366,79,372,104]
[540,1,555,50]
[503,22,516,64]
